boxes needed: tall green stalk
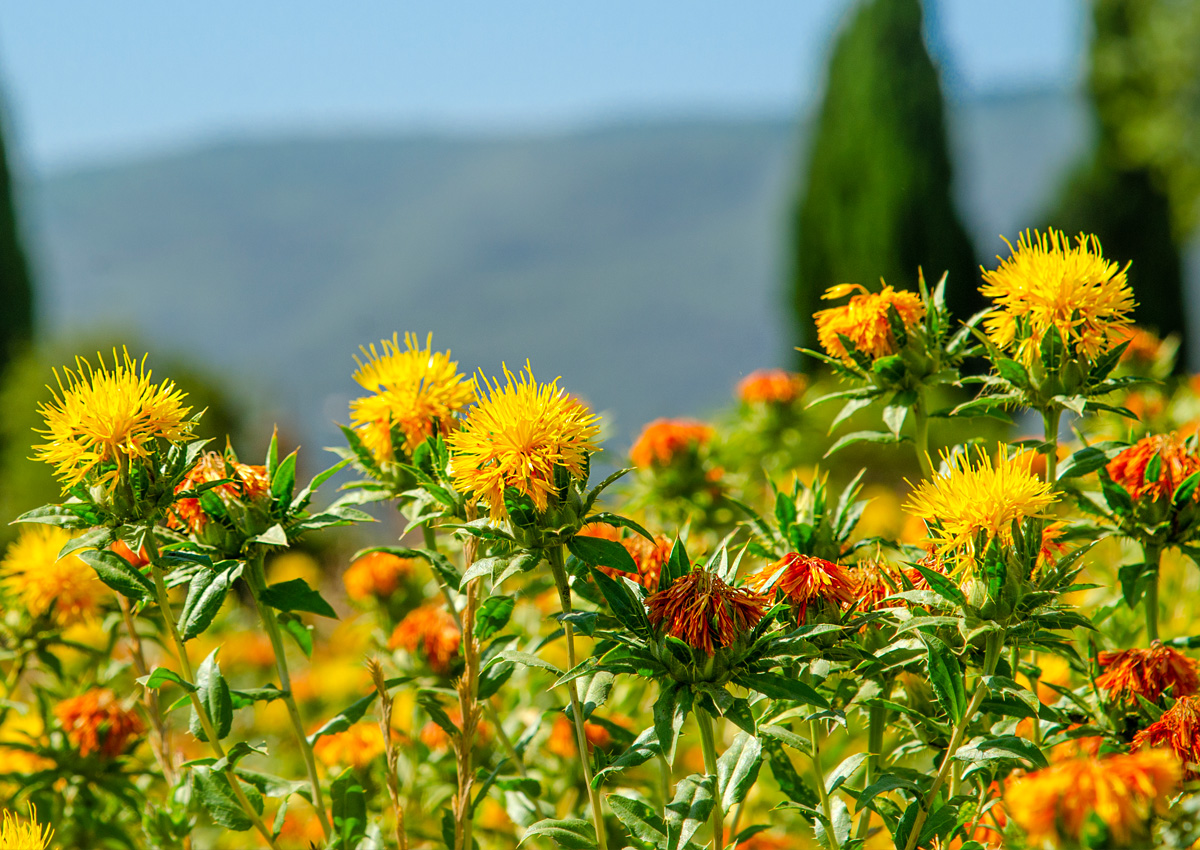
[853,692,890,842]
[695,709,724,850]
[1143,542,1163,641]
[912,387,934,479]
[809,717,841,850]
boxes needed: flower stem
[244,550,332,839]
[809,718,841,850]
[118,595,176,785]
[853,691,889,842]
[912,387,934,480]
[1144,542,1163,641]
[547,545,608,850]
[695,709,724,850]
[1042,407,1062,488]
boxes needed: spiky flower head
[447,363,600,521]
[1133,695,1200,779]
[0,806,53,850]
[34,348,194,491]
[54,688,144,758]
[349,332,475,464]
[630,418,714,468]
[904,447,1057,572]
[1005,750,1180,848]
[388,603,462,675]
[814,283,925,363]
[981,229,1135,367]
[1107,432,1200,504]
[1,525,101,626]
[645,567,767,656]
[736,369,806,406]
[1097,642,1200,705]
[746,553,856,619]
[170,451,270,534]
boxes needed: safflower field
[6,228,1200,849]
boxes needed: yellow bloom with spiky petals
[981,229,1135,367]
[904,447,1056,572]
[1,525,101,626]
[34,347,193,491]
[814,283,925,363]
[349,332,475,464]
[0,805,53,850]
[447,363,600,521]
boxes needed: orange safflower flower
[388,603,462,675]
[1107,432,1200,503]
[1115,326,1166,363]
[814,282,924,363]
[54,689,144,758]
[171,451,270,534]
[736,369,806,406]
[1133,695,1200,778]
[418,707,490,751]
[342,551,415,601]
[546,713,612,758]
[312,723,386,770]
[579,523,671,591]
[630,419,714,468]
[736,833,788,850]
[1096,642,1199,704]
[746,553,857,615]
[110,540,149,568]
[1005,750,1179,847]
[645,567,767,656]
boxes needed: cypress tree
[0,101,33,376]
[789,0,979,362]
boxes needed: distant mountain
[23,90,1091,456]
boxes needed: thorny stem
[118,595,176,785]
[854,689,890,842]
[902,630,1005,850]
[1143,542,1163,641]
[547,545,609,850]
[912,387,934,480]
[696,709,724,850]
[143,531,281,850]
[810,718,841,850]
[453,507,482,850]
[245,551,332,839]
[1042,407,1063,489]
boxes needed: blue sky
[0,0,1085,173]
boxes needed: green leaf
[665,773,715,850]
[826,752,866,795]
[858,774,922,811]
[589,565,648,633]
[1057,446,1116,480]
[882,404,908,438]
[568,534,638,574]
[475,596,515,641]
[910,563,965,607]
[607,794,667,847]
[252,523,289,547]
[260,578,338,619]
[764,741,819,819]
[995,357,1029,387]
[593,727,660,786]
[270,450,298,508]
[717,732,762,810]
[954,735,1047,769]
[307,694,378,746]
[180,563,242,640]
[278,612,314,657]
[194,766,262,831]
[330,768,368,850]
[139,667,196,693]
[1175,471,1200,506]
[519,818,597,849]
[489,650,562,676]
[190,650,234,742]
[923,635,966,723]
[653,683,692,761]
[1040,324,1065,370]
[78,548,154,601]
[824,430,907,459]
[736,671,829,708]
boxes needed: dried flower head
[736,369,806,406]
[1004,750,1179,847]
[1,525,101,626]
[746,553,856,616]
[0,806,52,850]
[342,551,415,601]
[1133,695,1200,778]
[981,229,1135,366]
[814,282,924,363]
[645,567,767,656]
[1107,432,1200,503]
[580,523,671,591]
[349,332,475,463]
[904,447,1057,571]
[447,363,599,521]
[34,348,194,490]
[1097,643,1200,704]
[388,603,462,675]
[630,418,714,468]
[54,689,144,758]
[171,451,270,534]
[312,723,386,770]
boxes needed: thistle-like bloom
[388,603,462,675]
[1097,642,1200,704]
[343,551,415,601]
[1107,432,1200,503]
[171,451,270,534]
[1004,750,1180,847]
[349,332,475,464]
[54,689,144,758]
[736,369,806,405]
[0,806,53,850]
[447,364,600,521]
[981,229,1135,366]
[1133,695,1200,779]
[34,347,194,490]
[312,723,385,770]
[580,523,672,591]
[645,567,767,656]
[1,525,100,626]
[746,553,857,614]
[814,283,925,363]
[630,419,714,468]
[904,448,1057,571]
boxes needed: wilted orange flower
[736,369,806,405]
[580,524,672,591]
[630,419,714,468]
[645,567,767,656]
[1005,749,1179,847]
[312,723,385,770]
[54,689,144,758]
[388,603,462,675]
[1107,432,1200,503]
[981,229,1135,367]
[1097,642,1199,704]
[418,708,490,751]
[1133,695,1200,778]
[746,553,857,615]
[814,282,924,363]
[171,451,270,534]
[342,551,415,601]
[546,713,612,758]
[1,525,101,626]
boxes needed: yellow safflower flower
[0,805,53,849]
[814,283,924,363]
[1,525,101,626]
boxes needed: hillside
[23,90,1090,456]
